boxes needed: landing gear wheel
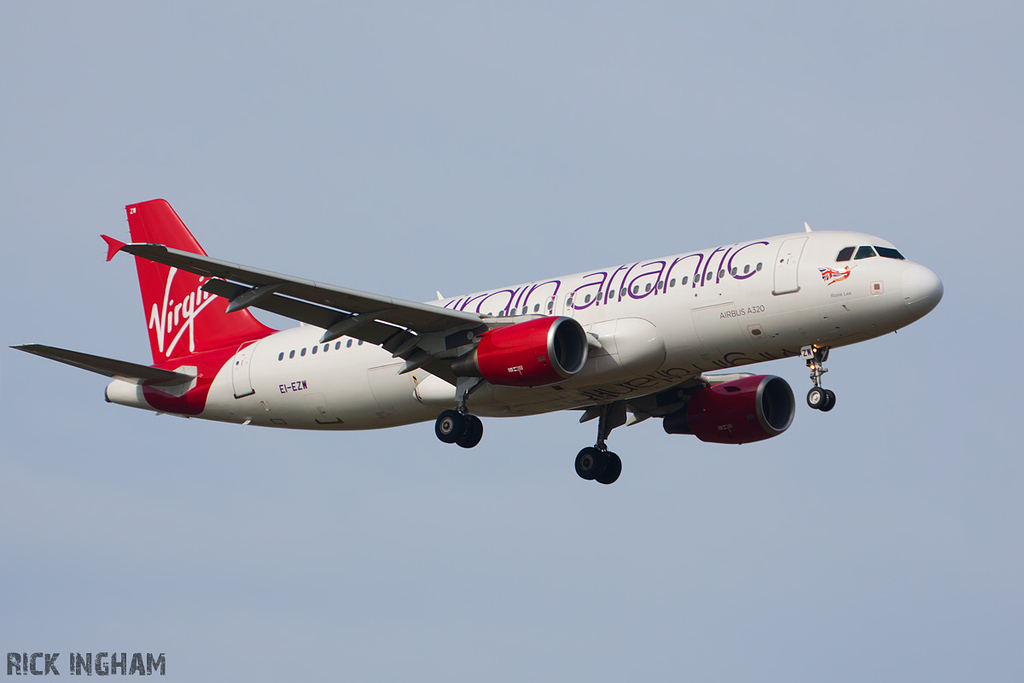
[595,452,622,485]
[435,409,468,444]
[575,447,608,481]
[806,387,827,410]
[819,389,837,412]
[456,415,484,448]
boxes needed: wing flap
[13,344,193,385]
[201,278,410,347]
[120,243,481,334]
[114,241,484,387]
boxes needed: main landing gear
[434,379,484,449]
[575,402,626,485]
[435,409,484,448]
[802,345,836,412]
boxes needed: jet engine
[452,316,589,387]
[663,375,795,444]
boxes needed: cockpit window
[836,246,855,262]
[875,246,905,260]
[854,245,877,260]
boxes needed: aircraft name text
[719,305,766,319]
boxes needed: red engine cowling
[663,375,795,444]
[451,316,589,387]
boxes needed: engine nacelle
[452,316,589,387]
[663,375,795,444]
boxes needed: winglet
[804,222,813,233]
[101,234,127,261]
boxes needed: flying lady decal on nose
[819,266,854,286]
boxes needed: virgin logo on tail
[148,267,219,357]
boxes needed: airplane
[14,199,943,485]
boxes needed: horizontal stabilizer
[101,234,127,261]
[12,344,193,385]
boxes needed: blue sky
[2,3,1021,681]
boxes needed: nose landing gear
[802,345,836,412]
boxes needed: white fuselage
[106,230,941,430]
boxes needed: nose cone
[901,264,944,318]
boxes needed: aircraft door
[231,340,259,398]
[692,302,751,361]
[305,393,342,424]
[560,290,578,318]
[367,363,415,419]
[773,237,807,295]
[546,294,558,316]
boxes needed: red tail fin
[125,199,275,364]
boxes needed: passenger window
[731,268,737,276]
[584,294,591,303]
[854,246,877,260]
[346,340,352,348]
[300,348,306,357]
[682,276,688,285]
[645,283,651,292]
[669,278,676,287]
[311,345,317,354]
[278,352,284,361]
[289,350,295,359]
[323,344,329,353]
[534,304,540,312]
[875,246,905,260]
[718,269,725,279]
[743,265,750,274]
[836,246,855,261]
[358,340,363,346]
[756,262,762,271]
[335,342,341,350]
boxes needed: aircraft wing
[112,241,487,383]
[12,344,193,385]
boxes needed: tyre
[819,389,836,412]
[595,452,622,485]
[435,409,468,444]
[574,447,608,481]
[456,415,484,448]
[806,387,826,410]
